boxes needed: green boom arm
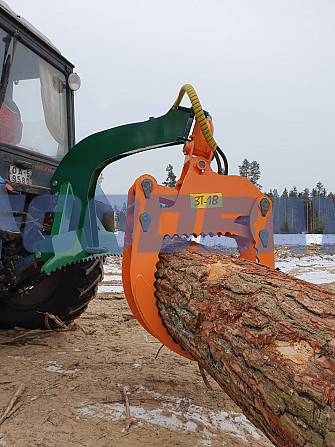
[34,107,194,274]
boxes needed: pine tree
[273,189,279,202]
[265,189,274,203]
[113,205,119,231]
[118,202,127,231]
[328,192,335,207]
[302,188,310,233]
[162,164,177,188]
[316,181,326,197]
[281,217,289,233]
[289,186,298,197]
[313,217,324,234]
[249,161,262,189]
[265,189,279,204]
[239,159,250,179]
[238,159,261,189]
[311,182,326,234]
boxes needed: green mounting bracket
[34,107,194,274]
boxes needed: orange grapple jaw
[176,119,214,191]
[183,119,214,160]
[122,148,274,360]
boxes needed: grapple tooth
[163,232,225,239]
[43,252,121,275]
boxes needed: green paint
[36,107,194,273]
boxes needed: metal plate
[9,165,32,185]
[190,193,223,209]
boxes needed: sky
[7,0,335,196]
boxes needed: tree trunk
[154,243,335,447]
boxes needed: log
[154,243,335,447]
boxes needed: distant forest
[240,159,335,234]
[265,183,335,234]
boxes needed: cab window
[0,28,68,159]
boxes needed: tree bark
[154,243,335,447]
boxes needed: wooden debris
[198,363,213,391]
[122,387,132,432]
[1,329,46,345]
[154,344,165,359]
[122,314,136,322]
[41,312,96,335]
[0,384,25,426]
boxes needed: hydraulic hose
[216,146,228,176]
[172,84,218,153]
[172,84,228,174]
[213,150,222,175]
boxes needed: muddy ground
[0,248,333,447]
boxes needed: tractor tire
[0,258,103,329]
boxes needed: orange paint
[122,119,275,359]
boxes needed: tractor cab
[0,1,78,193]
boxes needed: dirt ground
[0,249,333,447]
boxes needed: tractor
[0,1,106,328]
[0,2,274,360]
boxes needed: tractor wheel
[0,258,103,329]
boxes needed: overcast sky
[8,0,335,196]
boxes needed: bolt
[198,160,206,169]
[140,212,151,232]
[142,179,151,189]
[35,252,42,259]
[260,198,270,217]
[52,180,58,187]
[141,178,153,199]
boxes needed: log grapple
[38,84,274,358]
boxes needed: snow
[194,234,335,285]
[104,232,335,254]
[7,355,26,360]
[104,263,122,275]
[274,234,335,246]
[296,271,335,284]
[102,233,335,292]
[44,361,80,374]
[276,254,335,284]
[102,274,122,282]
[198,233,335,249]
[77,386,265,445]
[0,434,10,447]
[98,285,124,293]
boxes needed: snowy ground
[0,235,333,447]
[275,253,335,284]
[115,231,335,286]
[85,237,335,446]
[115,231,335,250]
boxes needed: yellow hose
[171,84,217,152]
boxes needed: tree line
[239,159,335,234]
[265,184,335,234]
[109,161,335,234]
